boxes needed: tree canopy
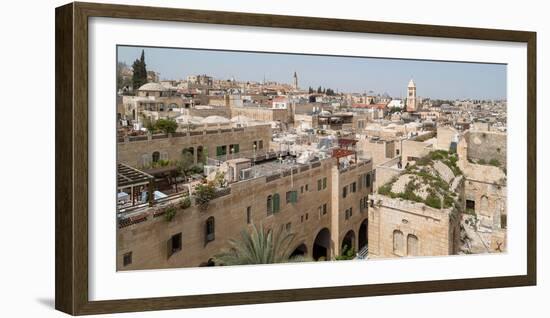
[213,224,307,265]
[132,49,148,90]
[154,118,178,134]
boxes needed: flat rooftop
[248,157,307,178]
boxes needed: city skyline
[118,45,507,100]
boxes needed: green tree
[132,49,148,90]
[154,118,177,134]
[213,224,302,265]
[308,86,314,94]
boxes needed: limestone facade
[117,125,272,168]
[117,158,374,270]
[368,194,459,258]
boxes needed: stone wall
[466,130,507,167]
[401,139,433,163]
[436,126,458,151]
[230,106,291,123]
[187,107,231,118]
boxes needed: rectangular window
[305,184,309,191]
[322,177,327,189]
[230,144,240,154]
[258,140,264,149]
[123,252,132,267]
[285,191,298,204]
[168,233,182,258]
[246,206,251,224]
[285,222,291,231]
[305,213,309,220]
[300,185,304,193]
[345,209,350,220]
[466,199,476,211]
[317,179,322,191]
[343,186,348,198]
[216,145,227,156]
[323,203,327,215]
[352,182,357,193]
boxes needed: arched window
[267,195,273,215]
[407,234,419,256]
[480,196,489,216]
[272,193,280,213]
[205,217,215,243]
[152,151,160,163]
[393,230,404,255]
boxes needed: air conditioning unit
[240,168,253,180]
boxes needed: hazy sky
[118,45,506,100]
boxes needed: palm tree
[213,224,309,265]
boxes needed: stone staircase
[357,245,369,260]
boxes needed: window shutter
[273,194,280,213]
[167,238,174,259]
[291,191,298,203]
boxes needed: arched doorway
[289,243,308,259]
[197,146,205,164]
[341,230,355,254]
[313,228,331,261]
[358,219,368,250]
[152,151,160,163]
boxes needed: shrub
[489,159,501,167]
[180,196,191,209]
[425,193,442,209]
[378,184,392,196]
[335,245,356,261]
[164,205,177,222]
[477,159,486,165]
[195,182,216,211]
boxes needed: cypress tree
[132,50,148,90]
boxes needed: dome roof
[202,116,231,124]
[138,82,168,91]
[408,79,416,88]
[175,115,203,125]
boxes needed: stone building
[368,195,459,258]
[117,157,374,270]
[368,151,462,258]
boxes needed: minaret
[293,71,298,90]
[406,79,417,112]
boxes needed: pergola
[117,163,154,207]
[337,138,358,149]
[332,148,357,166]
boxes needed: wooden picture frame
[55,1,536,315]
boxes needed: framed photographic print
[55,2,537,315]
